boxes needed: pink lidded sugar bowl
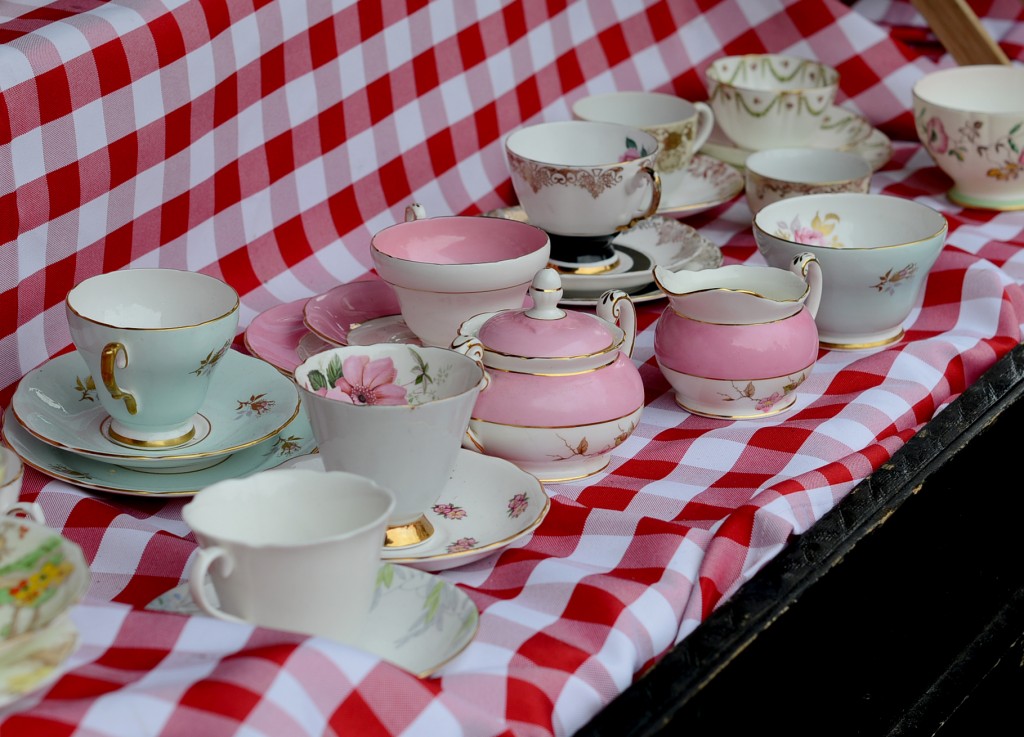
[453,269,644,483]
[653,254,822,419]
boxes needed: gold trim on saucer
[106,424,197,449]
[11,391,302,463]
[384,516,435,548]
[386,492,551,568]
[549,257,621,275]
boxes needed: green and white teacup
[65,268,239,448]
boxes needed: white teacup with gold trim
[294,344,484,549]
[572,91,714,202]
[505,120,662,272]
[65,268,239,448]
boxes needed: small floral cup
[913,65,1024,211]
[753,193,948,350]
[294,344,484,548]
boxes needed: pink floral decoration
[756,392,784,412]
[433,502,467,520]
[779,217,828,247]
[318,355,407,405]
[447,537,477,553]
[507,493,529,519]
[924,117,949,154]
[619,148,640,162]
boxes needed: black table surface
[580,341,1024,736]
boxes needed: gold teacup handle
[100,342,138,415]
[618,166,662,232]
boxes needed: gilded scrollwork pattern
[508,154,624,198]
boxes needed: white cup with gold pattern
[65,268,239,448]
[572,91,714,201]
[505,120,662,271]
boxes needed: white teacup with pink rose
[294,344,485,549]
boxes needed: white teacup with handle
[65,268,239,449]
[572,91,714,202]
[183,468,394,645]
[294,344,485,549]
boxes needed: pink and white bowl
[454,268,644,483]
[370,205,551,348]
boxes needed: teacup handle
[405,203,426,222]
[3,502,44,525]
[692,101,715,153]
[100,342,138,415]
[190,546,247,625]
[619,166,662,231]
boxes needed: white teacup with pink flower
[295,344,485,549]
[913,65,1024,211]
[753,193,948,350]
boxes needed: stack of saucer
[0,515,89,708]
[3,349,317,497]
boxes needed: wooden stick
[910,0,1010,65]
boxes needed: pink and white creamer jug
[453,268,644,483]
[653,253,822,419]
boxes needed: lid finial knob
[524,268,565,320]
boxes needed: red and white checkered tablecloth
[1,1,1023,735]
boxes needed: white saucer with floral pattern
[147,562,478,678]
[279,449,550,572]
[2,404,316,497]
[11,350,300,472]
[654,154,744,218]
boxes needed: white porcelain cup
[505,120,662,269]
[370,205,550,348]
[744,148,872,214]
[0,447,44,524]
[65,269,239,449]
[705,54,839,151]
[294,344,484,549]
[572,91,714,201]
[753,192,948,349]
[183,468,394,645]
[913,65,1024,211]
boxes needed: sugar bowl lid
[475,269,621,359]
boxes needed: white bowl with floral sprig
[293,344,484,549]
[913,65,1024,211]
[753,193,948,350]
